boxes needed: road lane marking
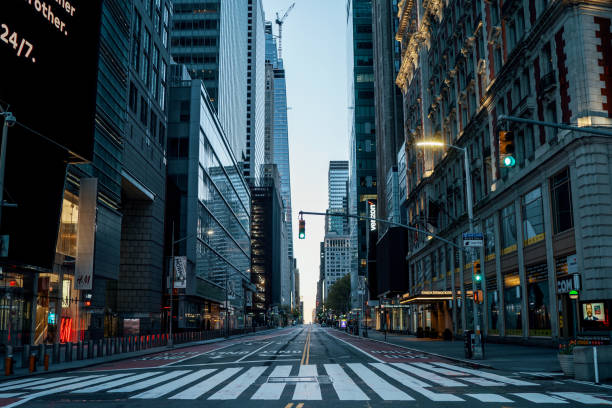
[346,363,413,401]
[410,362,468,376]
[301,327,311,366]
[130,369,216,399]
[0,393,23,398]
[27,375,103,390]
[433,362,537,386]
[235,342,273,363]
[169,367,242,399]
[323,331,384,363]
[296,403,304,408]
[293,365,321,400]
[251,365,292,400]
[108,370,191,393]
[208,366,267,399]
[0,377,73,391]
[371,363,464,402]
[72,371,162,393]
[512,393,568,403]
[284,403,293,408]
[466,393,514,403]
[324,364,369,400]
[172,359,301,367]
[162,341,238,367]
[550,392,612,405]
[392,363,467,387]
[461,377,506,387]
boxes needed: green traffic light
[299,232,305,239]
[503,156,516,167]
[474,274,482,282]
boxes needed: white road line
[251,365,292,400]
[392,363,467,387]
[293,365,321,400]
[371,363,464,402]
[324,364,369,400]
[550,392,612,405]
[234,342,273,363]
[0,393,24,398]
[172,359,301,367]
[460,377,506,387]
[347,363,413,401]
[208,366,267,399]
[323,330,384,363]
[28,375,103,390]
[131,369,216,399]
[0,377,46,389]
[108,370,191,393]
[411,362,468,376]
[568,380,612,390]
[73,371,161,393]
[170,367,242,400]
[512,393,568,404]
[433,362,537,386]
[161,341,237,367]
[466,393,514,403]
[4,373,136,408]
[0,377,73,391]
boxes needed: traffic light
[474,289,484,304]
[473,260,482,283]
[299,219,305,239]
[499,130,516,167]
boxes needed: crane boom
[275,2,295,59]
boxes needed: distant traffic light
[299,219,305,239]
[499,130,516,167]
[473,260,482,282]
[474,289,484,304]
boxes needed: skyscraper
[327,161,350,235]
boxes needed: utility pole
[169,221,175,347]
[0,110,16,229]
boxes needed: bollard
[594,346,600,384]
[38,344,45,366]
[5,345,13,376]
[53,343,60,364]
[97,339,103,358]
[87,340,93,359]
[65,342,73,362]
[29,354,36,372]
[22,345,30,369]
[44,354,49,371]
[77,341,83,360]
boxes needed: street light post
[0,110,16,229]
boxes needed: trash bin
[464,330,473,359]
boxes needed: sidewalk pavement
[1,328,281,381]
[361,329,560,373]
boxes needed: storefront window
[550,168,573,234]
[504,272,522,335]
[487,278,500,334]
[527,263,551,336]
[522,187,544,246]
[56,191,79,257]
[485,216,495,260]
[500,204,517,254]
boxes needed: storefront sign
[557,276,576,294]
[567,254,578,274]
[75,178,97,290]
[576,335,611,346]
[174,256,187,289]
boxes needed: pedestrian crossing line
[170,367,242,400]
[410,362,469,376]
[512,393,569,404]
[346,363,414,401]
[251,365,293,400]
[392,363,467,387]
[108,370,192,393]
[72,371,162,393]
[371,363,464,402]
[433,362,537,386]
[466,393,514,403]
[0,393,24,398]
[292,365,321,400]
[0,377,47,390]
[209,366,268,400]
[28,375,103,390]
[324,364,369,400]
[550,392,612,405]
[0,376,73,391]
[131,369,216,399]
[461,377,507,387]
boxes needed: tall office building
[171,1,248,162]
[327,161,350,235]
[244,0,266,185]
[323,236,352,302]
[347,0,377,311]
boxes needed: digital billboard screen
[0,0,103,161]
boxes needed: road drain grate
[267,376,332,384]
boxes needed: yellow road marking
[284,403,294,408]
[300,326,311,365]
[305,329,311,365]
[296,403,304,408]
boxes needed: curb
[332,328,493,369]
[0,328,282,382]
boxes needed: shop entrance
[558,294,577,339]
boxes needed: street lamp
[415,140,484,358]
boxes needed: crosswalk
[1,362,611,406]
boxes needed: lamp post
[0,110,16,230]
[415,140,483,359]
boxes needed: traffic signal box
[299,219,305,239]
[474,290,484,304]
[499,130,516,167]
[473,260,482,283]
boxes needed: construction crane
[275,2,295,59]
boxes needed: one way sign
[463,232,484,247]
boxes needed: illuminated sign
[1,0,103,161]
[368,201,377,231]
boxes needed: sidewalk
[361,329,560,373]
[1,328,281,381]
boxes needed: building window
[500,203,517,254]
[129,82,138,113]
[550,168,573,233]
[527,263,551,336]
[487,277,500,334]
[522,187,544,246]
[140,96,148,125]
[503,272,522,336]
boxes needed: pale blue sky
[262,0,349,322]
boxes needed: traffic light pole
[498,115,612,137]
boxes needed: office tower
[327,161,350,235]
[323,236,352,302]
[171,1,248,162]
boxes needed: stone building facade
[393,0,612,344]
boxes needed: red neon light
[9,281,16,287]
[60,318,73,343]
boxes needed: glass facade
[328,161,350,235]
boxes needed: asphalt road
[0,325,611,407]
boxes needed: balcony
[538,71,557,94]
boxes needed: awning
[400,290,454,304]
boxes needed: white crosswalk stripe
[347,363,414,401]
[28,375,102,390]
[550,392,612,405]
[209,366,267,400]
[108,370,191,393]
[251,365,292,400]
[433,362,537,386]
[392,363,467,387]
[411,362,468,376]
[131,369,216,399]
[324,363,369,400]
[170,367,242,400]
[0,377,73,391]
[512,393,569,404]
[466,393,514,403]
[292,364,321,400]
[72,371,162,393]
[461,377,506,387]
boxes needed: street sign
[174,256,187,289]
[463,232,484,247]
[567,254,578,274]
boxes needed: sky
[262,0,349,323]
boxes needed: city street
[0,325,610,407]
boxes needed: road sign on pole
[463,232,484,247]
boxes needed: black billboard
[0,0,103,161]
[0,0,103,270]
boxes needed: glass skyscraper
[328,161,349,235]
